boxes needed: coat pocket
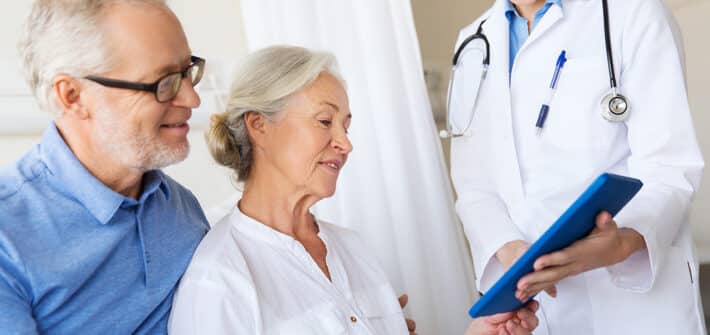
[543,58,623,155]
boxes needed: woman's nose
[332,129,353,154]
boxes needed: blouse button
[350,316,358,323]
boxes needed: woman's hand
[515,211,646,301]
[399,294,417,334]
[464,301,539,335]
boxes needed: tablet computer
[468,173,643,318]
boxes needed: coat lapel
[520,3,565,55]
[484,0,526,202]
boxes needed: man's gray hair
[18,0,169,116]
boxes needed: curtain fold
[239,1,476,333]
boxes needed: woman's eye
[319,120,332,127]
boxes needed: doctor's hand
[515,211,646,302]
[496,240,530,270]
[464,301,539,335]
[398,294,417,334]
[497,241,559,299]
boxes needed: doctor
[448,0,705,334]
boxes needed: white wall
[163,0,249,210]
[670,0,710,260]
[411,0,492,121]
[0,0,248,211]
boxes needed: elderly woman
[168,46,538,335]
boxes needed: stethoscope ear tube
[442,62,488,138]
[441,19,490,138]
[440,68,457,139]
[452,20,489,67]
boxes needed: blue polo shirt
[506,0,563,74]
[0,124,209,334]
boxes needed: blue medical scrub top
[506,0,563,74]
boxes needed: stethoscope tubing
[602,0,618,90]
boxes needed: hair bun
[206,112,240,171]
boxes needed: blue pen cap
[550,50,567,88]
[556,50,567,67]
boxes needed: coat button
[350,316,357,323]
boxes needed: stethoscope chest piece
[600,90,630,122]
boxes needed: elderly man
[0,0,209,333]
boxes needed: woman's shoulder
[181,211,253,283]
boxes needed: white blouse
[168,207,409,335]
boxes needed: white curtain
[239,0,476,333]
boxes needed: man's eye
[319,120,332,126]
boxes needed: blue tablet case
[468,173,643,318]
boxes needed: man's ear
[53,75,89,119]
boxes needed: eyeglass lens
[155,64,203,102]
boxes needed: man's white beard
[94,107,190,172]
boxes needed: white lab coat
[450,0,705,334]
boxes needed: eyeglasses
[85,56,206,103]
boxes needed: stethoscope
[440,0,630,138]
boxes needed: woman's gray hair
[207,45,344,183]
[18,0,168,116]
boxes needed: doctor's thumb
[593,211,615,232]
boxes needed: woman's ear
[244,111,268,147]
[53,75,89,119]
